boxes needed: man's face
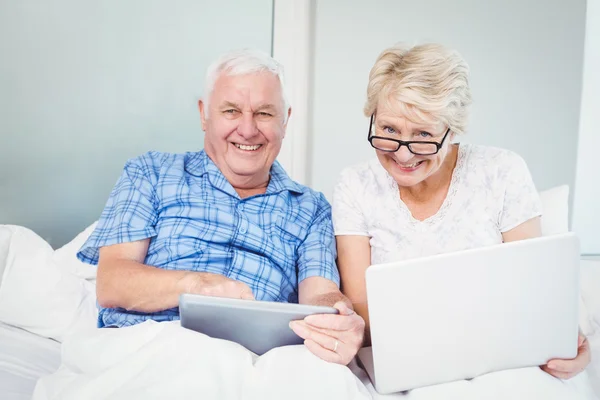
[200,72,290,188]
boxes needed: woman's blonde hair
[364,43,472,134]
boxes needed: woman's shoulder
[462,143,524,161]
[458,143,535,198]
[334,158,392,205]
[337,158,388,184]
[461,143,529,172]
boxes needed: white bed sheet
[0,322,61,400]
[349,343,600,400]
[350,360,599,400]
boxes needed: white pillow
[53,221,98,281]
[538,185,569,236]
[580,260,600,396]
[0,225,97,342]
[581,260,600,332]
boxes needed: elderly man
[77,49,364,366]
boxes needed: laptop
[357,233,580,394]
[179,294,338,355]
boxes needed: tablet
[179,293,339,355]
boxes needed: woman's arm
[501,216,542,242]
[502,215,591,378]
[336,235,372,346]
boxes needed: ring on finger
[333,340,339,353]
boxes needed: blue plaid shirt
[78,150,339,327]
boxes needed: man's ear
[199,99,207,131]
[282,107,292,138]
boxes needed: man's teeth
[234,144,261,151]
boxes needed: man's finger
[304,313,361,331]
[303,339,343,364]
[333,301,355,316]
[290,321,340,351]
[292,320,345,339]
[237,283,255,300]
[240,290,255,300]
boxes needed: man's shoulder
[124,150,190,168]
[286,178,330,209]
[123,150,204,177]
[268,164,331,213]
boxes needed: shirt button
[237,203,244,211]
[239,219,249,234]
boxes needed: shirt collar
[185,150,305,197]
[267,160,306,195]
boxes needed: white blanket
[32,321,371,400]
[33,320,598,400]
[2,224,597,399]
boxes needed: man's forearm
[97,259,195,312]
[304,289,353,310]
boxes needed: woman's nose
[394,145,415,162]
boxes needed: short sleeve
[498,152,543,232]
[77,156,159,265]
[296,193,340,286]
[332,168,369,236]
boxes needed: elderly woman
[332,43,590,381]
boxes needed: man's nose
[237,113,259,139]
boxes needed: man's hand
[541,333,591,379]
[289,301,365,365]
[185,272,255,300]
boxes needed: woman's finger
[541,365,575,380]
[547,360,576,373]
[546,337,590,373]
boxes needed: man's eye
[257,112,272,117]
[224,109,238,114]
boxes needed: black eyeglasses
[367,114,450,155]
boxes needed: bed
[0,322,61,400]
[0,186,599,399]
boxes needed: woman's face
[371,101,455,188]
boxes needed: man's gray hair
[203,49,290,122]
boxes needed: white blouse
[332,144,543,266]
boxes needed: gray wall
[309,0,586,204]
[0,0,273,247]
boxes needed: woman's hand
[541,333,591,379]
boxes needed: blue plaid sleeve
[77,155,159,265]
[296,193,340,286]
